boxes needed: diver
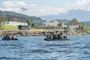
[2,34,10,40]
[63,35,67,39]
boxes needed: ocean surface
[0,35,90,60]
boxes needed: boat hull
[2,38,18,40]
[44,38,69,41]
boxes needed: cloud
[0,0,90,16]
[0,0,27,12]
[25,6,65,16]
[63,0,90,12]
[75,0,90,11]
[0,0,65,16]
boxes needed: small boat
[2,38,18,40]
[44,38,70,41]
[2,35,18,40]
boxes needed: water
[0,35,90,60]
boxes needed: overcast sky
[0,0,90,16]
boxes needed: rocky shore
[0,30,43,37]
[0,30,90,37]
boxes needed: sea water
[0,35,90,60]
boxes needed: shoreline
[0,30,90,37]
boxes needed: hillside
[0,11,43,26]
[84,21,90,26]
[0,10,89,26]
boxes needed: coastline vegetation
[1,25,18,30]
[0,15,90,35]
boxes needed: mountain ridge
[41,10,90,21]
[0,10,90,26]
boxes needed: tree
[79,22,85,27]
[69,18,79,25]
[0,17,6,30]
[26,19,32,29]
[32,23,36,28]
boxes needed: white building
[1,21,28,26]
[44,21,59,27]
[44,21,65,28]
[68,25,79,32]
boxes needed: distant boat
[44,38,70,41]
[2,38,18,40]
[2,35,18,40]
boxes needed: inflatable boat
[44,38,70,41]
[2,37,18,40]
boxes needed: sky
[0,0,90,16]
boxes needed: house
[1,21,28,30]
[1,21,28,26]
[44,21,58,27]
[67,25,79,32]
[44,21,62,27]
[0,17,29,30]
[1,17,28,26]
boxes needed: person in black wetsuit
[63,35,67,39]
[3,34,10,40]
[58,32,63,40]
[11,35,16,40]
[57,33,61,39]
[46,33,50,39]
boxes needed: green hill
[0,11,43,27]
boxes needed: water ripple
[0,35,90,60]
